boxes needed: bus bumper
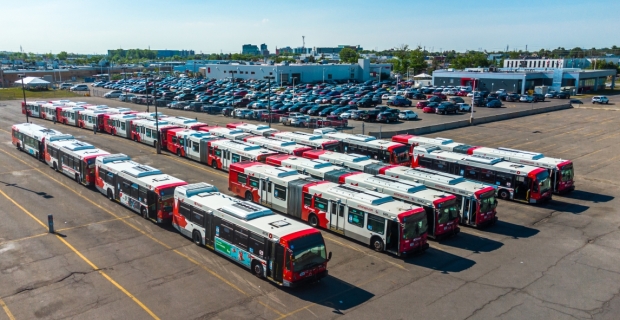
[401,242,430,257]
[476,216,498,229]
[285,270,328,288]
[434,227,461,241]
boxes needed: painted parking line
[0,298,15,320]
[322,235,407,271]
[0,188,160,320]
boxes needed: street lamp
[144,74,150,112]
[18,74,28,123]
[292,76,297,97]
[322,68,325,83]
[264,75,275,128]
[152,75,161,154]
[470,78,476,124]
[492,82,494,93]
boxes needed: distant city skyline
[3,0,619,55]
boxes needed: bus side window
[191,209,204,227]
[303,193,312,206]
[418,157,433,168]
[130,183,139,199]
[248,232,265,258]
[138,186,148,202]
[234,227,249,250]
[179,203,192,219]
[219,221,233,242]
[464,167,479,180]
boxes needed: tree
[339,48,359,63]
[57,51,68,61]
[450,51,490,70]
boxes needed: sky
[3,0,619,55]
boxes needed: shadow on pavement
[405,247,475,273]
[561,190,614,203]
[0,180,54,199]
[545,199,590,214]
[439,232,504,253]
[483,220,539,239]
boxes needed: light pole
[322,68,325,83]
[144,74,150,112]
[292,76,297,97]
[492,82,494,93]
[19,74,28,123]
[264,75,275,127]
[470,78,476,124]
[152,75,161,154]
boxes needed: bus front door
[514,176,530,201]
[147,190,158,219]
[329,201,345,234]
[269,243,284,283]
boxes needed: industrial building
[199,59,391,84]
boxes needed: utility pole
[19,74,29,123]
[264,75,275,127]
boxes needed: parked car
[486,99,503,108]
[428,96,443,103]
[555,91,570,99]
[592,96,609,104]
[70,84,89,91]
[398,110,418,120]
[505,93,520,102]
[104,90,123,98]
[416,101,429,109]
[174,93,196,101]
[376,112,398,123]
[59,83,73,90]
[545,92,557,98]
[519,95,535,103]
[387,97,412,107]
[532,93,545,102]
[119,93,136,102]
[350,110,366,120]
[361,110,380,122]
[449,97,465,104]
[423,102,439,113]
[409,93,427,100]
[457,103,471,112]
[435,102,459,115]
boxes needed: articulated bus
[229,162,429,256]
[41,103,64,121]
[302,150,389,175]
[392,135,574,194]
[166,128,219,159]
[244,136,313,156]
[270,131,340,151]
[131,119,179,148]
[95,154,187,223]
[315,130,410,165]
[413,146,551,204]
[45,138,110,186]
[163,116,210,130]
[173,183,330,287]
[134,112,166,121]
[381,166,498,228]
[207,140,277,171]
[11,123,69,161]
[22,101,46,118]
[265,154,459,239]
[105,113,137,137]
[227,122,279,137]
[58,107,85,126]
[77,109,109,130]
[205,127,254,141]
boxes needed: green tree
[339,48,359,63]
[450,51,490,70]
[57,51,68,61]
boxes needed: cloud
[262,18,269,24]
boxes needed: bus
[11,123,70,161]
[163,116,210,130]
[314,130,410,165]
[244,136,313,156]
[302,150,389,175]
[468,147,574,194]
[207,139,278,171]
[265,154,458,239]
[95,154,187,223]
[58,106,85,126]
[412,146,552,204]
[392,135,574,194]
[131,119,179,148]
[45,138,110,186]
[205,127,254,141]
[41,103,64,121]
[78,109,109,130]
[22,101,46,118]
[166,128,218,158]
[380,166,498,228]
[104,113,137,137]
[227,122,279,137]
[134,112,166,121]
[229,162,429,256]
[270,131,340,151]
[173,183,330,286]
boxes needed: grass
[0,87,83,100]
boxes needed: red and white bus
[163,116,210,130]
[11,123,70,161]
[302,150,389,175]
[314,130,410,165]
[45,138,110,186]
[392,135,574,194]
[468,147,574,194]
[58,106,85,126]
[166,128,217,158]
[206,139,278,171]
[229,162,429,256]
[131,119,179,148]
[78,109,109,130]
[95,154,187,223]
[40,103,64,121]
[227,122,279,137]
[381,166,498,228]
[22,101,46,118]
[413,146,551,204]
[173,183,330,286]
[265,154,459,239]
[134,112,166,121]
[244,136,313,156]
[205,127,254,141]
[270,131,340,151]
[104,113,137,137]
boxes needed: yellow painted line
[584,129,608,137]
[590,154,620,168]
[510,140,536,148]
[554,145,579,155]
[595,131,620,142]
[0,147,285,317]
[0,168,35,175]
[0,232,48,247]
[56,215,134,232]
[322,235,407,271]
[0,298,15,320]
[0,188,160,320]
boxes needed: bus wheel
[53,162,58,172]
[245,191,253,201]
[498,189,509,200]
[212,161,218,170]
[177,149,181,157]
[192,230,202,246]
[252,261,264,278]
[371,237,384,252]
[75,174,80,183]
[107,189,114,201]
[141,207,148,219]
[309,214,319,227]
[133,135,137,142]
[16,143,21,151]
[153,141,158,148]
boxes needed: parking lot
[2,98,620,319]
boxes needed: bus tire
[153,141,157,148]
[245,191,253,201]
[212,161,218,170]
[371,237,384,252]
[309,214,319,227]
[192,230,202,246]
[141,207,148,219]
[75,174,80,184]
[498,189,509,200]
[252,261,264,278]
[177,149,181,157]
[53,162,58,172]
[16,143,21,151]
[107,189,114,201]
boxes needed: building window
[251,72,255,74]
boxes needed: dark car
[222,107,235,117]
[486,99,503,108]
[449,97,465,104]
[532,93,545,102]
[409,93,427,100]
[308,105,330,115]
[357,98,375,108]
[428,96,443,103]
[555,91,570,99]
[361,110,380,122]
[505,93,520,102]
[174,93,196,101]
[232,98,252,108]
[387,97,412,107]
[376,112,398,123]
[435,102,459,115]
[374,105,390,112]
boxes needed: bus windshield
[560,164,574,182]
[158,187,176,212]
[324,143,340,152]
[479,191,498,213]
[537,171,551,193]
[289,233,327,273]
[437,199,459,224]
[402,215,427,239]
[392,146,410,164]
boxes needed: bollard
[48,214,54,233]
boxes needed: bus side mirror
[328,252,332,261]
